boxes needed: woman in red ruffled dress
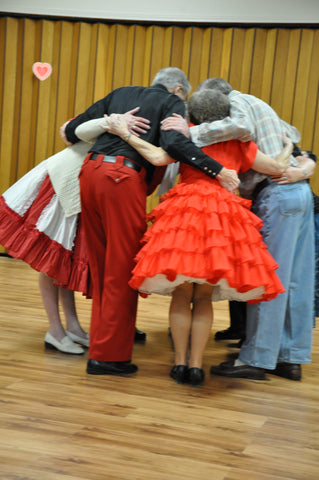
[105,89,291,386]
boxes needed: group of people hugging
[0,67,316,386]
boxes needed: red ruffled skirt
[0,160,91,295]
[129,176,285,303]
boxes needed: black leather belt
[89,153,142,173]
[251,178,271,202]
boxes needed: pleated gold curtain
[0,16,319,253]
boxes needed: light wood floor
[1,256,319,480]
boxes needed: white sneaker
[44,332,85,355]
[66,330,89,347]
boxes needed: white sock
[234,358,246,366]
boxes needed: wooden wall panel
[239,29,255,93]
[0,15,319,205]
[0,17,19,194]
[113,24,130,88]
[16,19,38,178]
[302,30,319,149]
[162,27,173,68]
[0,18,4,129]
[281,29,301,124]
[220,28,233,82]
[198,28,213,81]
[170,27,185,70]
[93,24,116,100]
[187,28,205,90]
[74,22,96,113]
[270,29,290,116]
[260,29,277,104]
[229,28,247,89]
[293,29,315,144]
[33,20,56,170]
[141,27,153,86]
[207,28,225,79]
[250,28,268,99]
[150,26,168,80]
[54,21,78,151]
[131,26,147,86]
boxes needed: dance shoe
[214,328,244,341]
[134,328,146,343]
[169,365,189,384]
[188,367,205,386]
[44,332,85,355]
[210,360,266,380]
[66,330,89,347]
[87,359,138,375]
[267,362,301,381]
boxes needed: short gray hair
[196,78,232,95]
[152,67,191,96]
[188,89,230,124]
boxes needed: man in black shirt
[65,67,240,376]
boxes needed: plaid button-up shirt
[190,90,301,198]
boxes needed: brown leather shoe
[267,362,301,381]
[210,360,266,380]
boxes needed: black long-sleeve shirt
[65,84,224,180]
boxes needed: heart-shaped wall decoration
[32,62,52,81]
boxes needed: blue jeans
[239,181,314,369]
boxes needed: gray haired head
[196,78,232,95]
[188,89,230,124]
[152,67,191,97]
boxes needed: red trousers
[79,155,147,361]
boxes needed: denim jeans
[239,181,314,369]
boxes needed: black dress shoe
[210,360,266,380]
[87,359,138,375]
[267,362,301,381]
[188,367,205,386]
[134,328,146,343]
[170,365,189,384]
[214,328,244,341]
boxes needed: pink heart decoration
[32,62,52,81]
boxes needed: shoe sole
[45,341,84,355]
[86,367,138,375]
[266,371,301,381]
[210,369,266,380]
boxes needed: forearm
[253,143,293,175]
[126,134,173,166]
[271,157,316,184]
[253,151,283,175]
[75,118,108,144]
[190,116,254,148]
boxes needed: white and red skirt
[0,160,91,295]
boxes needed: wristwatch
[300,167,308,177]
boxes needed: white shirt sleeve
[75,117,107,144]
